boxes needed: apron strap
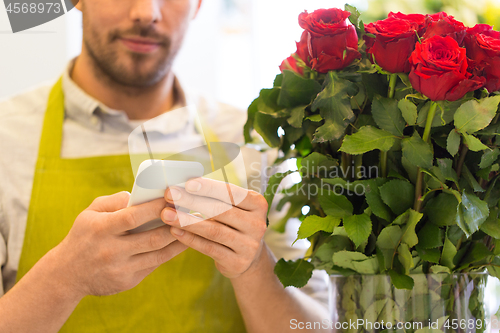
[37,77,65,159]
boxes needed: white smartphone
[127,159,204,234]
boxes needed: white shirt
[0,58,329,309]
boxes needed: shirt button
[91,116,99,126]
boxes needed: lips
[120,37,162,53]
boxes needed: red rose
[409,35,485,101]
[464,24,500,92]
[298,8,360,73]
[296,30,311,67]
[389,12,427,34]
[364,16,421,73]
[279,32,310,75]
[422,12,467,45]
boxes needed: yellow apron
[15,77,247,333]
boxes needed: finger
[110,198,167,233]
[161,209,243,250]
[123,225,177,255]
[169,227,237,263]
[131,240,188,271]
[165,188,249,232]
[88,191,131,212]
[184,178,266,212]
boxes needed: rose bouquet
[245,4,500,330]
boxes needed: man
[0,0,330,332]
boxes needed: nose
[129,0,162,25]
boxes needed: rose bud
[409,35,485,101]
[279,55,304,75]
[464,24,500,93]
[388,12,427,35]
[422,12,467,45]
[364,15,421,73]
[279,31,311,75]
[298,8,361,73]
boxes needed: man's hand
[161,178,268,279]
[52,191,188,298]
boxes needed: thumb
[88,191,131,212]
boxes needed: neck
[70,52,176,121]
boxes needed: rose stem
[380,74,398,178]
[414,101,438,212]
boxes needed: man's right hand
[51,191,187,298]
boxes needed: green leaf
[480,207,500,239]
[402,132,434,169]
[311,72,358,142]
[344,214,372,248]
[278,70,322,108]
[339,126,396,155]
[455,191,490,237]
[305,114,322,122]
[318,190,353,218]
[425,193,459,227]
[254,112,283,148]
[376,225,404,270]
[379,180,415,215]
[364,179,392,221]
[440,237,457,269]
[479,148,500,169]
[388,269,414,290]
[416,246,441,263]
[345,4,361,28]
[447,129,461,156]
[399,99,418,126]
[418,100,461,128]
[402,155,419,184]
[274,258,314,288]
[283,125,303,144]
[462,133,489,152]
[436,158,459,185]
[332,251,379,274]
[430,265,451,274]
[244,97,258,143]
[456,243,492,268]
[287,106,306,128]
[371,94,406,136]
[273,73,283,87]
[401,209,423,248]
[263,171,294,216]
[398,243,414,274]
[377,225,403,250]
[295,215,340,244]
[300,152,338,178]
[257,88,283,115]
[364,298,400,325]
[417,223,444,249]
[462,165,485,193]
[454,95,500,134]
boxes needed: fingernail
[171,227,184,236]
[167,188,181,201]
[186,180,201,192]
[162,209,177,222]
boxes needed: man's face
[78,0,200,87]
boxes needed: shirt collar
[61,57,193,135]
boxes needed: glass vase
[329,273,489,333]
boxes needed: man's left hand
[161,178,268,279]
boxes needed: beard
[83,23,175,88]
